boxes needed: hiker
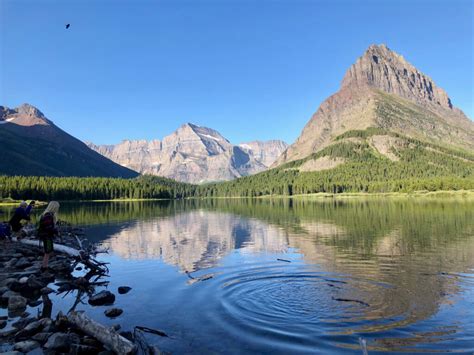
[38,201,60,271]
[9,200,35,240]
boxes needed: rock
[8,280,28,293]
[0,351,22,355]
[19,276,28,284]
[1,290,20,301]
[27,275,46,290]
[41,286,54,295]
[88,290,115,306]
[13,340,40,352]
[15,258,32,269]
[111,323,121,331]
[0,328,18,338]
[0,277,17,288]
[8,295,27,312]
[81,337,103,348]
[49,261,72,274]
[75,266,83,271]
[0,320,6,329]
[12,316,35,329]
[14,318,50,338]
[104,308,123,318]
[70,344,101,355]
[0,286,10,295]
[44,332,80,351]
[118,286,132,294]
[31,331,53,344]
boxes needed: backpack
[38,212,56,239]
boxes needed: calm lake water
[1,197,474,354]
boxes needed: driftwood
[20,239,80,257]
[68,311,137,355]
[19,238,109,275]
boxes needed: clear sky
[1,0,472,145]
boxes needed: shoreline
[1,189,473,206]
[0,231,138,354]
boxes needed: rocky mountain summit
[88,124,288,183]
[275,44,474,166]
[0,104,138,178]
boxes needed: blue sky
[1,0,472,145]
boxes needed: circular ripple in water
[210,264,400,352]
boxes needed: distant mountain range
[87,124,288,183]
[0,104,138,178]
[0,104,287,183]
[1,44,472,192]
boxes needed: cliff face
[275,44,474,166]
[88,124,288,184]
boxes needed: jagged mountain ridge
[275,44,474,166]
[0,104,139,178]
[88,124,288,183]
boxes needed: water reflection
[2,198,472,352]
[103,211,289,271]
[85,198,474,351]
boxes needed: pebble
[88,290,115,306]
[118,286,132,294]
[104,308,123,318]
[19,276,29,284]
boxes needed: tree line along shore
[0,175,473,203]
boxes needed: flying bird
[65,24,70,29]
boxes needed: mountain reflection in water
[3,198,471,353]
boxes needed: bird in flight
[65,24,70,29]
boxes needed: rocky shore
[0,238,146,355]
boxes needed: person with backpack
[9,200,35,240]
[38,201,60,271]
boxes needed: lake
[1,197,473,354]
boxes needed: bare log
[19,239,80,257]
[68,311,137,355]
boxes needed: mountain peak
[0,103,51,126]
[16,103,46,118]
[341,44,454,111]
